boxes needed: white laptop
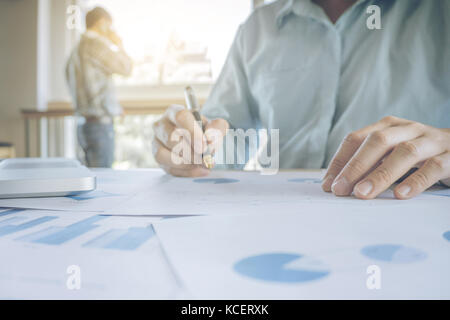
[0,158,96,199]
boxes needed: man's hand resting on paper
[322,116,450,199]
[152,104,229,177]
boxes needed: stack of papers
[1,168,449,299]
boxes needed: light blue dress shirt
[202,0,450,170]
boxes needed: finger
[167,135,205,166]
[323,116,399,192]
[394,152,450,199]
[166,126,200,163]
[204,118,229,153]
[167,166,210,178]
[153,138,201,169]
[201,115,210,128]
[353,136,444,199]
[169,134,203,165]
[165,104,185,125]
[332,122,425,196]
[165,104,204,154]
[153,118,177,149]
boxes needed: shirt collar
[276,0,294,28]
[276,0,293,27]
[276,0,370,29]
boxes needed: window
[67,0,253,168]
[80,0,252,87]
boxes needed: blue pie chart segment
[234,253,330,283]
[361,244,427,263]
[288,178,322,184]
[443,231,450,242]
[193,178,239,184]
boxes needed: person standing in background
[66,7,132,168]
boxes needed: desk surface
[0,168,448,299]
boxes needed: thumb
[204,118,229,153]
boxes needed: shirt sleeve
[83,36,133,77]
[201,25,259,170]
[201,25,257,130]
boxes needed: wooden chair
[0,142,15,158]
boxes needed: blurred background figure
[65,7,132,168]
[0,0,252,164]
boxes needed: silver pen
[184,86,214,169]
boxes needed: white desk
[0,169,449,299]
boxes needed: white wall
[0,0,40,157]
[0,0,68,157]
[48,0,73,102]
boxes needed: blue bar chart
[84,226,155,250]
[0,211,155,252]
[19,215,107,245]
[0,208,26,217]
[0,216,27,227]
[0,216,58,237]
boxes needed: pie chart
[443,231,450,242]
[361,244,427,263]
[193,178,239,184]
[288,178,322,184]
[234,252,330,283]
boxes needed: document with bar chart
[0,208,180,299]
[0,208,161,250]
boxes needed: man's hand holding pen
[152,97,229,177]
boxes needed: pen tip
[203,154,214,169]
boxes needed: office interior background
[0,0,271,168]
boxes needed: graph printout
[0,209,179,299]
[154,204,450,299]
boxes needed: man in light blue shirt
[152,0,450,199]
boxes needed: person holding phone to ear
[66,7,133,168]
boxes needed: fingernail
[355,180,373,197]
[397,184,411,197]
[331,177,352,196]
[322,176,334,191]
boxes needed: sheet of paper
[0,169,166,213]
[0,209,182,299]
[154,203,450,299]
[0,170,448,216]
[108,170,450,216]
